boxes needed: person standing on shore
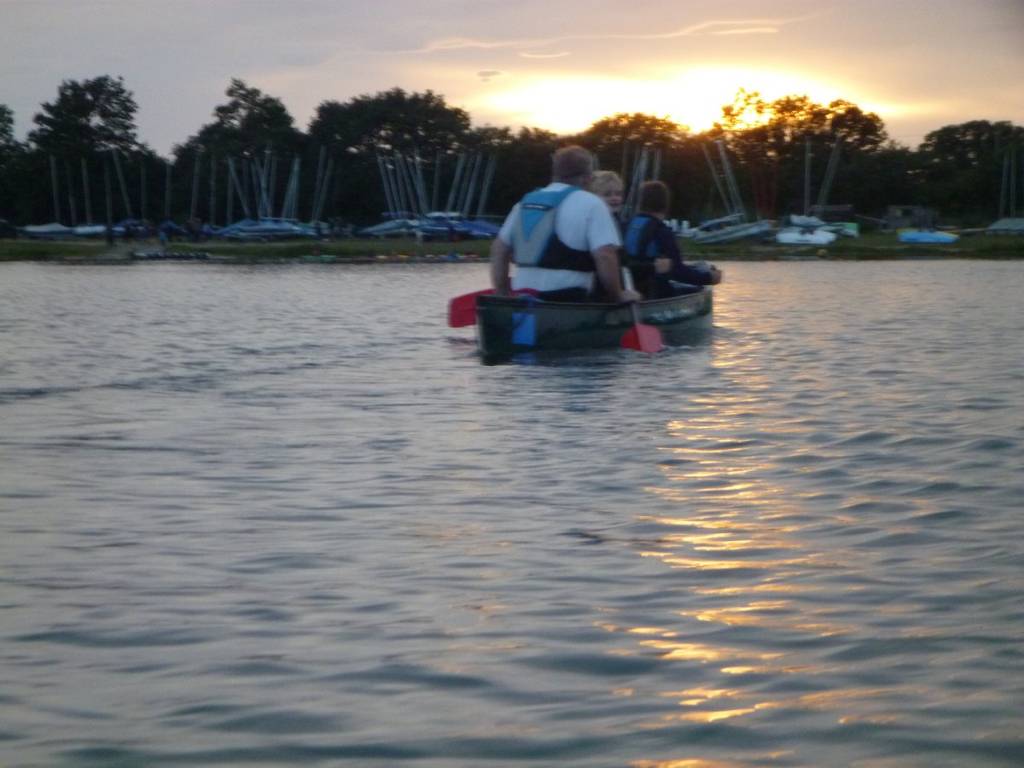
[489,146,641,303]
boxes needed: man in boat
[623,180,722,299]
[489,146,641,303]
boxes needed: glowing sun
[477,66,858,134]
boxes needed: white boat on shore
[776,226,838,246]
[689,213,774,244]
[20,222,75,239]
[72,224,108,237]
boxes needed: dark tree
[178,78,305,158]
[309,88,471,156]
[571,114,715,222]
[575,114,691,198]
[481,126,560,216]
[576,113,688,155]
[307,89,472,221]
[0,105,25,221]
[29,76,140,155]
[712,91,888,217]
[170,79,306,225]
[915,120,1024,222]
[0,105,18,155]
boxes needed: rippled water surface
[1,260,1022,767]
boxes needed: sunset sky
[2,0,1022,155]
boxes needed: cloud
[519,51,570,59]
[477,70,502,82]
[712,27,779,36]
[403,17,813,55]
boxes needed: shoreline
[2,233,1023,264]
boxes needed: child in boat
[590,171,625,223]
[588,171,626,302]
[623,181,721,298]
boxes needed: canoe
[475,288,713,361]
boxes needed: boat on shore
[898,229,959,244]
[686,213,774,244]
[19,222,75,239]
[776,226,837,246]
[359,211,500,240]
[216,217,319,241]
[475,288,713,361]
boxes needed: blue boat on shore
[898,229,959,244]
[216,218,320,241]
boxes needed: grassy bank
[2,231,1023,263]
[686,231,1024,261]
[0,237,489,263]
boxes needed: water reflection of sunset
[605,354,869,739]
[631,758,763,768]
[638,638,782,665]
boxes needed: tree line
[0,75,1021,229]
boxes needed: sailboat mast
[803,137,811,216]
[189,151,201,222]
[461,153,482,216]
[267,151,277,216]
[702,143,730,216]
[313,154,333,222]
[112,150,133,219]
[414,153,430,215]
[140,158,147,224]
[81,157,93,224]
[312,146,326,221]
[476,155,496,218]
[1010,145,1018,216]
[816,138,841,211]
[49,155,62,224]
[64,159,77,225]
[716,140,745,220]
[104,152,113,238]
[226,160,234,224]
[227,157,250,219]
[446,154,466,213]
[208,154,216,226]
[431,152,442,213]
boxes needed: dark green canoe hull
[476,288,713,360]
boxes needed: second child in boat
[623,181,722,298]
[589,170,625,223]
[588,170,627,302]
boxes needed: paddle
[621,303,665,353]
[448,288,539,327]
[619,269,664,354]
[448,289,493,327]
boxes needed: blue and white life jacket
[623,215,660,260]
[511,186,595,272]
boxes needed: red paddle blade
[621,323,665,353]
[447,288,542,327]
[448,289,493,327]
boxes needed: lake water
[1,259,1022,767]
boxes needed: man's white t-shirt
[497,183,622,292]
